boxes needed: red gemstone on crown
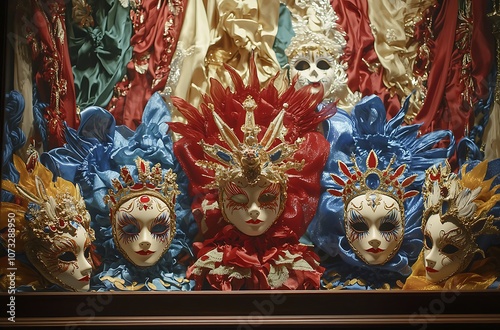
[140,195,150,203]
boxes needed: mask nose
[248,210,260,220]
[368,239,381,249]
[138,228,152,251]
[309,67,319,78]
[139,241,151,250]
[425,259,436,269]
[81,257,93,275]
[248,205,260,220]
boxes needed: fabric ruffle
[188,225,324,291]
[307,94,455,289]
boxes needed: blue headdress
[306,94,455,289]
[41,92,197,291]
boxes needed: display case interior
[1,0,500,328]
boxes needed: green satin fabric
[273,3,294,69]
[68,0,132,109]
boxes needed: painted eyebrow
[225,181,248,198]
[260,183,279,196]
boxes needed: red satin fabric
[107,0,187,129]
[28,0,78,148]
[187,224,324,290]
[412,0,494,169]
[331,0,401,118]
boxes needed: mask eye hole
[379,222,395,232]
[351,222,369,232]
[441,244,459,254]
[317,60,331,70]
[424,234,433,249]
[122,224,140,235]
[84,247,91,259]
[295,60,310,71]
[58,251,77,262]
[230,194,248,205]
[258,193,276,204]
[151,223,168,235]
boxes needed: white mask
[345,192,404,265]
[35,223,93,292]
[221,176,283,236]
[289,48,337,98]
[113,194,175,267]
[423,213,468,283]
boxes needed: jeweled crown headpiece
[197,95,305,188]
[423,160,500,260]
[5,155,95,242]
[328,150,419,209]
[104,157,179,216]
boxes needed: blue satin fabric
[2,91,26,202]
[307,94,455,289]
[40,92,197,291]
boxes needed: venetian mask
[113,194,176,267]
[105,157,179,268]
[289,47,337,98]
[345,192,404,265]
[28,222,94,292]
[220,176,284,236]
[421,160,500,283]
[15,171,96,292]
[329,150,419,266]
[422,213,468,283]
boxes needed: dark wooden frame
[1,290,500,328]
[1,1,500,329]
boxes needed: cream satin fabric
[172,0,281,121]
[368,0,434,121]
[13,18,37,160]
[205,0,281,87]
[169,0,211,132]
[483,101,500,160]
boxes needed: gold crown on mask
[7,155,95,242]
[197,95,305,187]
[104,157,179,215]
[328,150,419,208]
[422,160,500,259]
